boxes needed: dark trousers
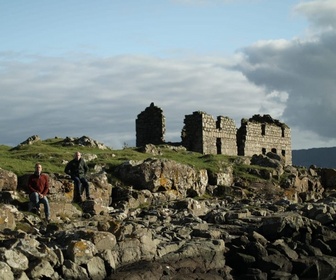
[72,176,90,202]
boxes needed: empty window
[261,124,266,135]
[216,138,222,154]
[262,148,266,155]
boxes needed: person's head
[35,163,42,175]
[74,151,81,160]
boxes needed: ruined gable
[237,114,292,165]
[136,102,166,147]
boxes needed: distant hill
[292,147,336,168]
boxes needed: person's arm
[41,175,49,196]
[64,161,74,176]
[28,175,37,193]
[83,160,89,175]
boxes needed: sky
[0,0,335,150]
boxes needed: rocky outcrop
[115,158,208,198]
[0,168,17,192]
[1,151,336,279]
[62,136,110,150]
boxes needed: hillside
[2,136,336,279]
[292,147,336,168]
[0,136,245,178]
[2,135,336,173]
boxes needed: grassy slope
[0,137,265,184]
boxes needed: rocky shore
[1,144,336,279]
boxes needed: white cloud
[294,0,336,31]
[0,53,279,149]
[2,0,335,151]
[236,0,336,149]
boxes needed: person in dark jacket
[28,162,51,222]
[64,151,91,202]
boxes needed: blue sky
[1,0,336,151]
[1,1,306,57]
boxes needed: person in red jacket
[28,162,51,222]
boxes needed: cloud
[294,0,336,31]
[0,52,280,149]
[236,0,336,149]
[2,0,334,151]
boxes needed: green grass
[0,138,231,175]
[0,137,271,188]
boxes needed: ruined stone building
[181,111,238,156]
[136,103,166,147]
[237,115,292,165]
[136,103,292,165]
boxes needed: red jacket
[28,173,49,195]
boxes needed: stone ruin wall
[215,115,238,156]
[136,104,292,165]
[136,103,166,147]
[238,120,292,165]
[182,112,237,156]
[181,112,203,153]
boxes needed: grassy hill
[0,137,251,179]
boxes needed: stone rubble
[1,150,336,279]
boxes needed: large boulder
[0,168,17,192]
[116,158,208,199]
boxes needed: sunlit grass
[0,137,267,187]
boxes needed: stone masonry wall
[215,116,238,156]
[181,111,204,153]
[237,115,292,165]
[136,103,165,147]
[181,111,237,156]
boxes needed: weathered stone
[0,169,17,192]
[62,136,109,150]
[0,205,17,231]
[61,259,90,280]
[89,231,117,252]
[66,239,98,265]
[174,198,209,217]
[0,261,14,280]
[245,241,268,260]
[99,249,117,272]
[27,259,54,279]
[257,253,293,273]
[17,237,49,260]
[15,271,29,280]
[3,249,29,272]
[87,256,106,280]
[208,166,234,187]
[272,239,299,261]
[116,158,208,198]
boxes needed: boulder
[116,158,208,198]
[0,169,17,192]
